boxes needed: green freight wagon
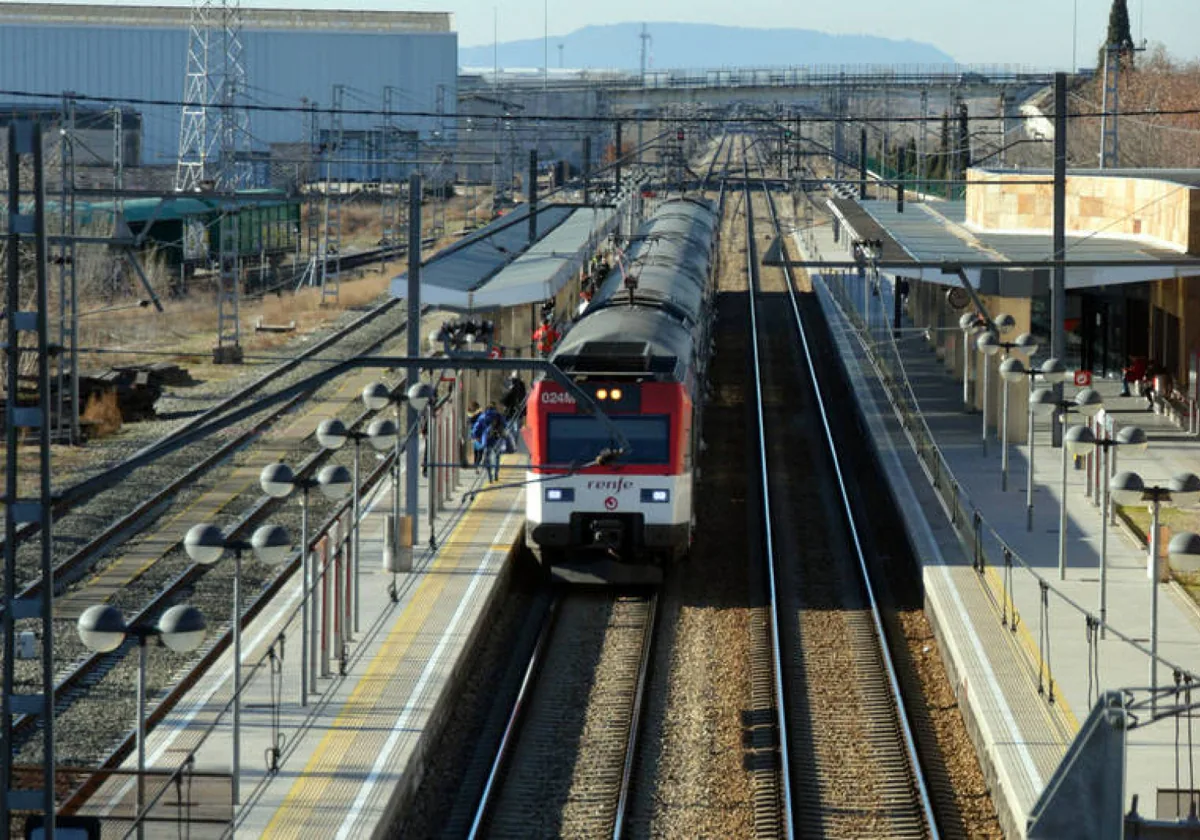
[88,191,302,269]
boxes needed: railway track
[742,136,938,839]
[2,291,428,614]
[469,589,658,839]
[10,376,407,755]
[5,288,429,774]
[4,285,400,540]
[2,294,407,594]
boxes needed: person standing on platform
[465,401,483,467]
[532,318,561,358]
[472,402,505,483]
[501,374,527,422]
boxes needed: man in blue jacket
[472,403,505,483]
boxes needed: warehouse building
[0,4,457,183]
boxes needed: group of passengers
[465,374,527,484]
[1121,356,1174,409]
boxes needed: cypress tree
[1099,0,1135,66]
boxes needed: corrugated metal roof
[87,192,293,223]
[863,200,1184,264]
[851,199,1200,290]
[827,198,913,263]
[0,4,454,32]
[389,203,576,308]
[471,207,617,309]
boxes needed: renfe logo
[588,478,633,491]
[604,496,619,511]
[541,391,576,405]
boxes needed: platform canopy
[390,203,616,311]
[829,198,1200,293]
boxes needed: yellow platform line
[981,564,1080,734]
[261,496,504,836]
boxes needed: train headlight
[545,487,575,502]
[640,489,670,503]
[596,388,608,400]
[610,388,623,401]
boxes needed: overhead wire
[6,84,1200,124]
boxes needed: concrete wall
[965,170,1200,254]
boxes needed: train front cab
[524,379,693,585]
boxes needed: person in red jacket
[532,319,560,357]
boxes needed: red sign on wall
[1074,370,1092,387]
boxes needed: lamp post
[1110,471,1200,709]
[184,522,291,803]
[77,604,206,839]
[994,333,1041,490]
[360,381,432,559]
[977,319,1033,462]
[259,462,351,705]
[959,312,987,410]
[1065,424,1147,637]
[1000,356,1068,528]
[1032,385,1103,579]
[316,413,405,633]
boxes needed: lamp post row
[263,379,431,706]
[967,310,1200,710]
[76,375,434,832]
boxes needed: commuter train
[524,197,719,584]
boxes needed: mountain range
[459,22,955,71]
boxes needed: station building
[827,167,1200,441]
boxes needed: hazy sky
[54,0,1200,68]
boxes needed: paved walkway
[796,219,1200,831]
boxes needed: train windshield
[546,415,670,466]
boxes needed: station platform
[796,223,1200,837]
[76,457,526,838]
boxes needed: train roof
[590,197,717,327]
[551,306,695,380]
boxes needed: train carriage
[524,197,720,584]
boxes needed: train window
[546,415,670,465]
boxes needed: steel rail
[468,590,657,839]
[610,591,657,840]
[700,130,729,191]
[12,382,402,749]
[467,596,562,839]
[742,137,795,840]
[0,288,403,562]
[752,142,940,838]
[3,303,419,614]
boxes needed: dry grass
[303,187,496,252]
[81,389,122,437]
[74,267,395,391]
